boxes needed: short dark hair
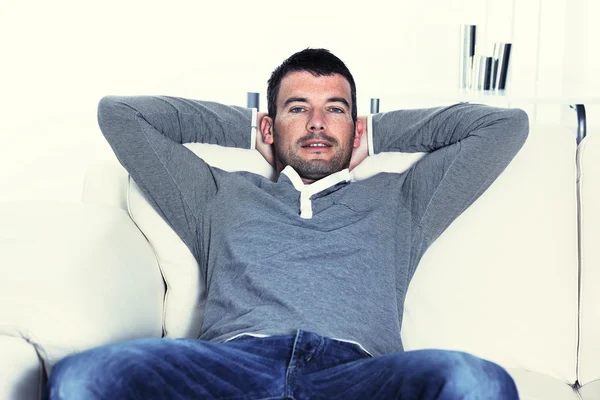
[267,48,357,123]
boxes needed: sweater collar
[279,166,352,219]
[280,166,351,192]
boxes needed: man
[46,48,528,399]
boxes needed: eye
[329,107,345,113]
[290,107,305,113]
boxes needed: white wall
[0,0,597,202]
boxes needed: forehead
[277,71,352,105]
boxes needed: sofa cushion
[0,202,164,371]
[576,134,600,386]
[401,125,579,384]
[579,379,600,400]
[507,369,580,400]
[81,158,129,210]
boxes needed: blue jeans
[46,330,518,399]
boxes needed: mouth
[301,140,333,150]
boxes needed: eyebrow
[327,97,351,108]
[283,97,308,106]
[283,96,351,109]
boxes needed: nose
[307,110,326,131]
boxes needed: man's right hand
[255,112,275,168]
[349,116,369,171]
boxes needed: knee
[46,339,159,400]
[427,351,518,400]
[46,350,108,399]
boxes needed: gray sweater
[97,96,528,356]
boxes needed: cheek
[274,119,301,144]
[279,116,302,130]
[325,115,354,131]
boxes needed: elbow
[98,96,117,126]
[97,95,133,130]
[98,95,121,119]
[492,107,529,149]
[508,108,530,142]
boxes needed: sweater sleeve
[97,95,254,259]
[371,103,529,270]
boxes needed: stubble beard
[274,130,354,182]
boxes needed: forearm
[98,95,254,148]
[97,95,252,256]
[396,104,529,257]
[369,103,528,154]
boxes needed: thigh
[297,348,518,400]
[46,336,292,400]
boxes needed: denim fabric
[46,330,518,400]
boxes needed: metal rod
[570,104,587,144]
[459,25,476,89]
[247,92,260,110]
[370,98,380,114]
[493,43,512,90]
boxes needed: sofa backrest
[576,134,600,386]
[84,125,579,384]
[401,124,579,384]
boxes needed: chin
[280,150,351,180]
[297,162,343,179]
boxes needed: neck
[276,166,317,185]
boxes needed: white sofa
[1,124,599,399]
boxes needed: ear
[260,116,275,145]
[353,118,364,148]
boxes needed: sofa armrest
[0,201,164,374]
[0,336,43,400]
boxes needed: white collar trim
[281,166,351,219]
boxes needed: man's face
[264,71,359,183]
